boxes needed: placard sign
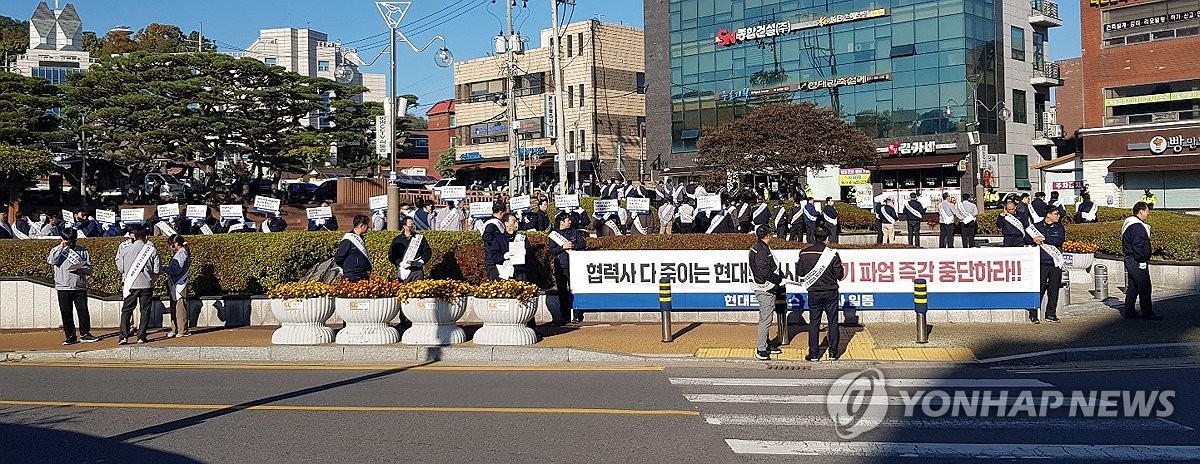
[120,208,145,224]
[61,209,75,225]
[509,195,531,212]
[185,205,208,220]
[594,199,618,214]
[253,195,281,214]
[95,210,116,225]
[440,186,467,201]
[157,203,180,219]
[555,194,580,209]
[570,247,1040,311]
[306,207,333,220]
[696,194,722,212]
[369,195,389,212]
[626,197,651,214]
[219,205,244,220]
[469,202,494,218]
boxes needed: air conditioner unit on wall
[1043,110,1057,125]
[1045,124,1063,138]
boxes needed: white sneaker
[167,332,177,338]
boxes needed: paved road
[0,360,1198,463]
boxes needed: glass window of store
[1104,79,1200,126]
[1010,26,1025,61]
[1102,0,1200,48]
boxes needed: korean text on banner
[469,202,493,218]
[696,194,722,212]
[253,195,281,214]
[95,210,116,225]
[626,197,651,214]
[157,203,180,219]
[569,247,1040,311]
[509,195,531,212]
[62,209,74,224]
[440,186,466,201]
[369,195,388,212]
[219,205,244,220]
[594,199,618,214]
[120,208,145,223]
[555,194,580,209]
[306,207,333,220]
[185,205,208,219]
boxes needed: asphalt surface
[1,360,1198,463]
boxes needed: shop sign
[1052,181,1084,190]
[458,151,483,162]
[717,87,751,102]
[877,140,959,156]
[730,73,892,101]
[1136,135,1200,154]
[1103,9,1199,34]
[519,147,547,159]
[714,8,889,47]
[1105,90,1200,107]
[838,168,871,186]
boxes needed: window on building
[636,72,646,94]
[1104,78,1200,126]
[568,85,574,108]
[1012,90,1028,123]
[578,32,584,55]
[567,35,573,58]
[450,136,457,147]
[318,60,330,72]
[450,116,456,126]
[1102,0,1200,48]
[1032,31,1046,64]
[1010,27,1025,61]
[578,84,585,107]
[467,79,506,103]
[1014,154,1032,190]
[264,57,277,66]
[568,131,575,153]
[578,129,586,152]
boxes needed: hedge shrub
[974,206,1198,261]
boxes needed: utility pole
[387,11,401,230]
[79,114,87,208]
[505,0,519,195]
[550,0,569,193]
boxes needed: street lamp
[944,74,1010,211]
[376,1,454,230]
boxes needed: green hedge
[974,206,1199,261]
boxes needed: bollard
[775,291,790,345]
[660,277,673,343]
[914,278,929,344]
[1094,264,1109,300]
[1059,268,1071,307]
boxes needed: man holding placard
[73,210,101,238]
[482,203,510,280]
[388,216,432,282]
[307,202,338,231]
[549,212,588,325]
[115,226,162,344]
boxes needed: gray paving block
[199,346,272,361]
[129,346,202,361]
[268,346,344,362]
[492,347,569,363]
[417,346,492,362]
[567,349,644,363]
[342,346,420,362]
[8,351,78,361]
[75,347,131,360]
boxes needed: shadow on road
[0,422,201,464]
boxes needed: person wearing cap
[903,193,925,247]
[548,212,588,325]
[749,224,784,361]
[1029,207,1065,323]
[47,228,98,344]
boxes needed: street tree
[695,101,879,185]
[0,144,55,212]
[435,147,457,179]
[0,72,67,147]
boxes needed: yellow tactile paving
[896,347,930,361]
[946,347,978,361]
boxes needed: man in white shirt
[955,193,980,248]
[938,193,958,248]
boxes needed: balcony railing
[1104,109,1200,127]
[1033,61,1060,80]
[1031,0,1060,20]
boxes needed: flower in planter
[1062,240,1100,254]
[267,281,334,299]
[472,279,540,304]
[397,279,473,302]
[331,273,405,299]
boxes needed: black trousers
[1037,264,1062,319]
[57,289,90,340]
[120,288,153,339]
[960,222,977,248]
[805,222,817,244]
[939,223,955,248]
[827,224,839,244]
[907,221,922,247]
[875,220,883,244]
[553,261,578,322]
[1124,258,1154,317]
[486,264,501,280]
[807,291,841,358]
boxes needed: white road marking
[670,377,1055,388]
[725,439,1200,460]
[704,414,1193,431]
[685,394,1115,406]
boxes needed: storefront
[1080,123,1200,209]
[868,133,971,206]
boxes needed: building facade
[1077,0,1200,209]
[239,28,388,117]
[452,20,646,189]
[12,2,95,84]
[422,99,456,178]
[645,0,1063,202]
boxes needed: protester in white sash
[903,193,925,247]
[334,215,373,282]
[388,216,432,282]
[435,201,464,231]
[1026,208,1065,324]
[1121,202,1161,320]
[676,200,696,234]
[1075,193,1100,223]
[795,225,845,362]
[997,200,1026,247]
[548,212,588,325]
[820,197,840,244]
[497,213,527,281]
[937,193,958,248]
[47,228,98,344]
[482,203,510,280]
[163,235,192,337]
[880,197,898,244]
[658,201,676,234]
[371,210,386,231]
[955,193,980,248]
[115,226,162,344]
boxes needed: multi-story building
[11,2,95,84]
[1076,0,1200,209]
[452,20,646,189]
[423,99,456,178]
[645,0,1063,203]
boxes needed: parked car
[393,175,439,190]
[143,173,187,202]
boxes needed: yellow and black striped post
[774,291,790,345]
[660,277,673,343]
[914,278,929,343]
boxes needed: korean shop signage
[1135,135,1200,154]
[715,73,892,101]
[875,140,960,156]
[1103,9,1200,33]
[714,8,889,47]
[1105,90,1200,107]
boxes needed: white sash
[606,219,624,236]
[398,234,425,280]
[680,207,695,223]
[228,223,245,232]
[200,224,214,235]
[822,208,837,226]
[170,250,189,300]
[738,204,749,220]
[1025,225,1064,268]
[13,228,29,240]
[753,251,782,292]
[122,242,157,298]
[156,221,177,237]
[803,205,818,222]
[881,206,897,224]
[1003,214,1024,233]
[792,247,837,292]
[706,213,725,233]
[260,220,272,233]
[77,228,87,238]
[549,230,568,247]
[342,233,368,259]
[1028,205,1044,223]
[658,204,675,223]
[1121,216,1151,239]
[905,201,923,219]
[959,205,977,224]
[790,209,805,225]
[632,214,649,234]
[1082,204,1099,222]
[438,209,462,230]
[752,204,768,223]
[774,207,787,227]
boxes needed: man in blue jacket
[548,212,588,325]
[1122,202,1161,320]
[482,203,510,280]
[334,215,372,282]
[1029,208,1065,323]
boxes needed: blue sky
[2,0,1081,110]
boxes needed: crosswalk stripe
[725,439,1200,460]
[704,414,1193,430]
[670,377,1055,388]
[685,393,1116,406]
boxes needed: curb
[977,342,1200,365]
[0,345,650,365]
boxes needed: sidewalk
[2,288,1194,365]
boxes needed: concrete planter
[470,297,537,346]
[1064,253,1094,271]
[334,298,400,345]
[269,298,335,345]
[400,298,467,346]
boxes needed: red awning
[870,154,966,170]
[1107,155,1200,172]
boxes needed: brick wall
[1056,57,1085,137]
